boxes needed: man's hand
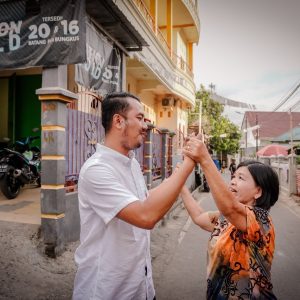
[182,136,210,164]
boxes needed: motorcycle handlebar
[30,136,40,142]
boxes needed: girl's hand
[182,136,210,164]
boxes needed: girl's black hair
[237,160,279,210]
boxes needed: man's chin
[136,136,145,148]
[135,142,142,149]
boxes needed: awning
[86,0,148,51]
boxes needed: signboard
[0,0,86,69]
[75,21,121,95]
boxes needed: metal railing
[152,128,163,180]
[133,0,193,78]
[166,135,173,177]
[65,87,174,191]
[134,142,145,172]
[133,0,155,32]
[65,86,104,193]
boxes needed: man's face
[120,98,148,151]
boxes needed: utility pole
[290,109,294,157]
[256,114,259,157]
[188,99,202,136]
[198,99,202,135]
[245,114,248,159]
[209,83,215,94]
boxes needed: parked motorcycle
[0,135,41,199]
[202,174,210,192]
[195,164,210,193]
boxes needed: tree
[209,116,241,154]
[189,85,241,154]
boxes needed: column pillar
[150,0,157,33]
[36,66,78,257]
[160,128,169,180]
[188,42,193,72]
[168,131,176,173]
[121,52,126,91]
[144,123,155,190]
[166,0,173,54]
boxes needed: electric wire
[272,80,300,112]
[286,99,300,112]
[285,88,300,111]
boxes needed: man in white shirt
[73,92,195,300]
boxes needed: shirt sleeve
[80,163,139,225]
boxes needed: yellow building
[116,0,200,153]
[0,0,199,252]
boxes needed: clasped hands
[182,133,209,164]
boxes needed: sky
[194,0,300,116]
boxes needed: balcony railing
[133,0,193,78]
[172,52,193,78]
[156,29,171,56]
[182,0,200,33]
[134,0,155,32]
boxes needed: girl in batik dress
[182,137,278,300]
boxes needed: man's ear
[113,114,124,129]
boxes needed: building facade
[121,0,200,152]
[240,111,300,158]
[0,0,200,255]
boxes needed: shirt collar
[96,143,135,165]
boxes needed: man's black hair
[237,160,279,210]
[101,92,140,133]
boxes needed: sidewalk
[0,187,41,225]
[152,190,212,300]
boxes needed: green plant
[189,85,241,155]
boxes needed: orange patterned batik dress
[207,206,277,300]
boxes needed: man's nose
[142,121,148,131]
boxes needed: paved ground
[0,188,191,299]
[0,221,77,299]
[0,173,300,299]
[154,169,300,300]
[155,189,300,300]
[0,186,41,225]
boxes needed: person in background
[181,136,279,299]
[212,156,221,172]
[73,92,195,300]
[229,158,237,179]
[221,160,226,173]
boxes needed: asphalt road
[1,173,299,299]
[155,188,300,300]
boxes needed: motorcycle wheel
[37,176,41,187]
[0,173,21,199]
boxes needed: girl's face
[229,166,262,206]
